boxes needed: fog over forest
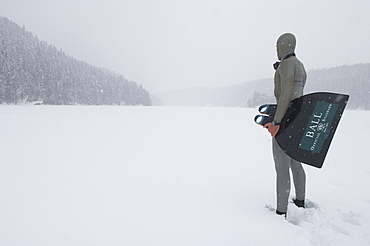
[0,17,151,106]
[156,64,370,110]
[1,16,369,109]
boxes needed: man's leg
[272,138,291,213]
[291,159,306,206]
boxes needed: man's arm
[264,60,295,137]
[273,60,295,123]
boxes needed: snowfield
[1,106,369,246]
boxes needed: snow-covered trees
[305,64,370,110]
[0,16,151,105]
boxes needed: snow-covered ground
[1,106,369,246]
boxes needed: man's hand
[263,123,280,137]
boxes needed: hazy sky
[1,0,369,93]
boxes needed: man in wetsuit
[264,33,307,216]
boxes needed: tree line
[247,64,370,110]
[305,64,370,110]
[157,63,370,110]
[0,16,151,105]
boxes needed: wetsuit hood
[276,33,296,61]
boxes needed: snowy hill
[156,64,370,110]
[0,16,151,105]
[1,106,369,245]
